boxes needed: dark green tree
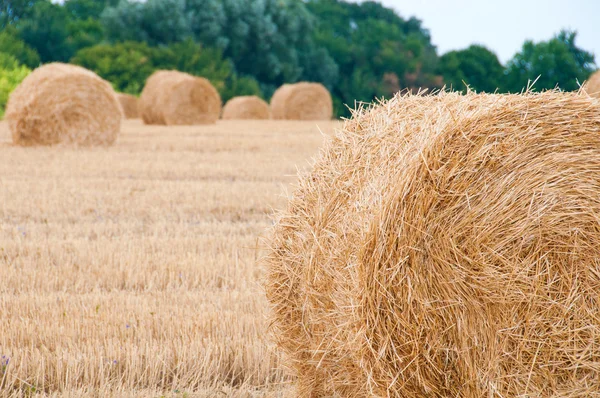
[160,40,232,92]
[505,30,596,92]
[0,0,40,28]
[17,1,74,62]
[64,0,116,20]
[100,0,338,94]
[101,0,191,45]
[438,45,505,92]
[220,75,263,103]
[306,0,441,116]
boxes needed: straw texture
[222,96,270,120]
[139,70,221,125]
[5,63,121,146]
[271,82,332,120]
[117,93,139,119]
[265,90,600,397]
[584,70,600,98]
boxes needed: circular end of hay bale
[117,93,139,119]
[266,91,600,396]
[5,63,122,146]
[270,82,332,120]
[222,96,270,120]
[139,70,221,125]
[583,70,600,98]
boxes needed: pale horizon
[353,0,599,65]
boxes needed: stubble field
[0,119,339,397]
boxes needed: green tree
[67,18,105,52]
[71,41,160,94]
[71,40,237,97]
[0,27,40,68]
[17,1,74,62]
[505,30,596,92]
[438,45,505,92]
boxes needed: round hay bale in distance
[584,70,600,98]
[270,82,332,120]
[265,91,600,397]
[5,62,121,146]
[117,93,139,119]
[222,95,270,120]
[139,70,221,125]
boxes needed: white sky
[353,0,599,65]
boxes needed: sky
[353,0,599,64]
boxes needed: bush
[0,56,31,118]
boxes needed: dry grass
[140,71,221,126]
[6,63,121,146]
[584,70,600,98]
[265,91,600,397]
[0,119,339,397]
[270,83,332,121]
[117,93,140,119]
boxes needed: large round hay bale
[265,91,600,397]
[584,70,600,98]
[139,70,221,125]
[117,93,139,119]
[270,82,332,120]
[5,63,121,146]
[222,95,270,120]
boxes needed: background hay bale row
[139,70,221,125]
[584,70,600,98]
[117,93,139,119]
[270,82,332,120]
[222,96,270,120]
[5,63,121,146]
[265,91,600,397]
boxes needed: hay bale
[117,93,139,119]
[270,82,332,120]
[584,70,600,98]
[265,91,600,397]
[222,95,270,120]
[139,70,221,125]
[5,62,121,146]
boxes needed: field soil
[0,119,339,397]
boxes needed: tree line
[0,0,597,117]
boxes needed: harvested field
[0,119,339,397]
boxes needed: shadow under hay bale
[265,91,600,397]
[222,96,270,120]
[584,70,600,98]
[6,63,122,146]
[270,82,332,120]
[117,93,139,119]
[139,70,221,125]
